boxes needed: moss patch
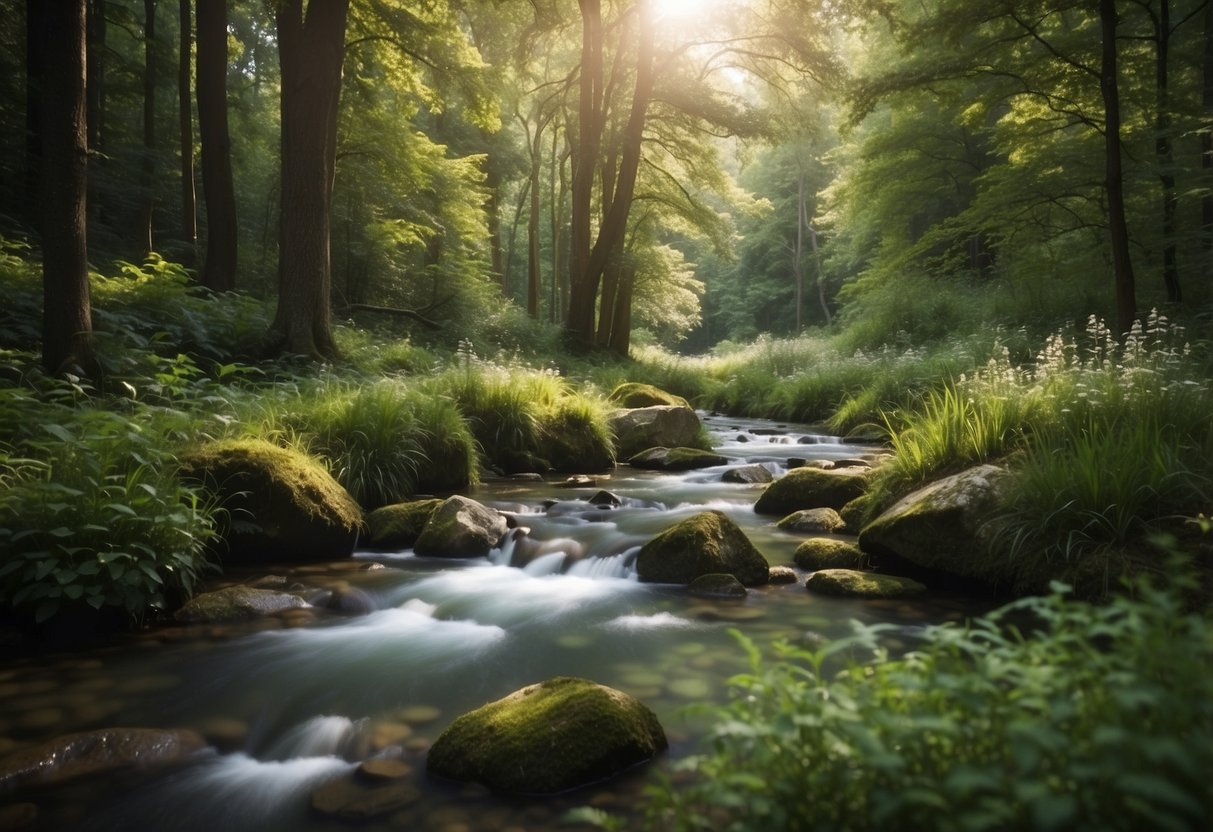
[804,568,926,598]
[608,382,691,409]
[754,467,869,516]
[539,398,616,473]
[636,511,769,586]
[628,447,727,471]
[366,499,443,550]
[794,538,867,571]
[178,438,363,563]
[427,677,667,794]
[778,508,846,534]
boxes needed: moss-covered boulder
[413,495,508,558]
[178,439,363,564]
[636,511,769,586]
[687,573,747,598]
[767,565,799,584]
[858,465,1008,586]
[539,400,616,473]
[609,406,703,458]
[804,569,926,598]
[777,508,846,534]
[839,494,874,533]
[722,464,774,485]
[427,677,666,794]
[793,538,867,571]
[366,499,443,550]
[608,383,690,409]
[0,728,206,792]
[753,466,869,516]
[174,586,307,624]
[627,447,727,471]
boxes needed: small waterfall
[262,715,369,762]
[566,549,637,580]
[522,551,568,575]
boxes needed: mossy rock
[804,568,926,598]
[636,511,769,586]
[539,400,616,473]
[608,406,704,458]
[366,499,443,550]
[174,586,307,624]
[687,573,747,598]
[767,565,799,584]
[178,439,363,564]
[608,383,690,409]
[722,464,774,485]
[628,447,727,471]
[753,466,869,516]
[839,494,875,533]
[413,495,508,558]
[793,538,867,571]
[777,508,846,534]
[427,677,667,794]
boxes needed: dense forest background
[5,0,1212,360]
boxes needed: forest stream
[0,414,986,832]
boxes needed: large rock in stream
[609,405,703,459]
[753,466,869,516]
[427,677,667,794]
[178,439,363,563]
[858,464,1009,586]
[174,586,308,624]
[365,499,443,550]
[627,447,727,471]
[805,569,926,599]
[0,728,206,792]
[607,383,691,409]
[636,511,770,586]
[413,495,508,558]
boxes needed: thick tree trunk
[178,0,196,259]
[1203,2,1213,275]
[140,0,157,255]
[41,0,98,379]
[566,0,605,345]
[1155,0,1180,303]
[196,0,237,292]
[86,0,104,152]
[606,264,634,356]
[272,0,349,358]
[1099,0,1136,337]
[25,0,45,231]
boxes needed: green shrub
[645,579,1213,832]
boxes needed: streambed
[0,415,984,831]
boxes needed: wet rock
[357,759,413,781]
[585,490,622,508]
[608,383,691,409]
[365,499,443,550]
[777,508,846,534]
[174,586,308,625]
[414,496,508,558]
[687,573,747,599]
[767,566,799,584]
[427,677,666,795]
[794,538,867,571]
[0,802,36,830]
[627,447,727,472]
[831,458,872,470]
[508,473,545,482]
[753,466,869,516]
[557,475,597,489]
[735,434,750,443]
[721,464,773,485]
[326,585,376,616]
[636,511,770,586]
[609,406,703,459]
[838,494,873,533]
[177,439,363,564]
[804,569,926,599]
[858,465,1009,586]
[310,777,421,820]
[0,728,205,792]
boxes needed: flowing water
[0,415,985,831]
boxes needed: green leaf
[34,599,59,623]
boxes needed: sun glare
[653,0,708,23]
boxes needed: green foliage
[646,580,1213,832]
[0,367,218,623]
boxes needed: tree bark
[794,173,805,332]
[1099,0,1136,337]
[25,0,45,231]
[41,0,98,379]
[272,0,350,358]
[566,0,605,345]
[140,0,157,255]
[196,0,237,291]
[178,0,196,259]
[606,263,634,356]
[86,0,104,153]
[1154,0,1180,303]
[1203,1,1213,276]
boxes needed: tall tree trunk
[527,149,542,317]
[86,0,104,152]
[1155,0,1180,303]
[482,143,506,294]
[807,222,831,325]
[606,263,634,356]
[25,0,45,231]
[272,0,350,358]
[178,0,196,260]
[793,173,805,332]
[566,0,605,345]
[140,0,157,255]
[196,0,237,291]
[1202,1,1213,276]
[549,128,570,325]
[1099,0,1136,337]
[41,0,98,379]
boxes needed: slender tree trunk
[1155,0,1180,303]
[272,0,349,358]
[481,143,506,294]
[25,0,45,231]
[525,117,543,318]
[140,0,157,255]
[807,222,831,325]
[178,0,196,260]
[196,0,237,291]
[1099,0,1136,337]
[41,0,98,379]
[566,0,605,345]
[606,264,634,356]
[793,173,805,332]
[1202,2,1213,276]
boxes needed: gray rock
[0,728,206,792]
[722,464,774,484]
[609,406,702,458]
[174,586,308,624]
[687,573,747,598]
[414,496,508,558]
[585,490,623,508]
[628,447,727,471]
[777,508,846,534]
[637,511,770,586]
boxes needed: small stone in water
[371,722,414,750]
[672,642,706,656]
[397,705,442,725]
[357,759,414,781]
[767,566,798,584]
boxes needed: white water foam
[599,612,703,632]
[262,715,368,762]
